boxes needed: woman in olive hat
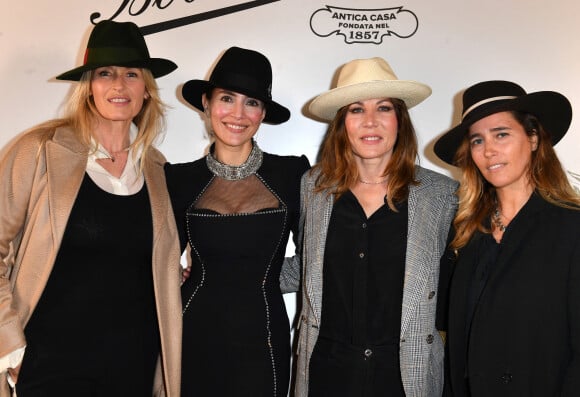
[434,80,580,396]
[0,20,181,396]
[164,46,310,396]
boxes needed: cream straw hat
[309,57,431,121]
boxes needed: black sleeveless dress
[165,151,309,397]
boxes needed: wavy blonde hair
[313,98,419,211]
[451,111,580,250]
[33,68,167,168]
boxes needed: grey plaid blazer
[294,166,457,397]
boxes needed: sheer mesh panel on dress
[194,175,279,215]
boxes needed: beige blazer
[0,126,182,397]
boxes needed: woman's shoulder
[2,122,70,162]
[528,196,580,248]
[260,152,311,184]
[262,151,310,172]
[415,165,458,192]
[16,123,61,146]
[257,153,311,200]
[164,156,207,174]
[540,195,580,221]
[144,146,167,165]
[164,156,210,188]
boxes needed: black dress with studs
[165,147,309,397]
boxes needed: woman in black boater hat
[0,21,182,396]
[164,47,310,396]
[434,80,580,396]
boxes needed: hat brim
[182,79,290,125]
[308,80,432,121]
[55,58,177,81]
[434,91,572,166]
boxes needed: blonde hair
[313,98,418,211]
[451,111,580,250]
[34,68,167,168]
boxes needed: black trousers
[308,336,406,397]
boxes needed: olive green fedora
[56,20,177,81]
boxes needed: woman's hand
[181,264,192,284]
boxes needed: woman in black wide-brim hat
[164,47,310,396]
[0,21,182,396]
[434,80,580,396]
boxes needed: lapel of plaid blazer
[400,167,433,338]
[302,170,334,327]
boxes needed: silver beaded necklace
[206,140,263,180]
[492,206,507,232]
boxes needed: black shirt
[310,190,408,396]
[319,190,407,346]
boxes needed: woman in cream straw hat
[294,57,457,396]
[434,80,580,396]
[0,20,181,396]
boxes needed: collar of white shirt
[86,124,145,195]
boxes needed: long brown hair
[313,98,418,211]
[451,111,580,250]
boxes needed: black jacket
[445,193,580,396]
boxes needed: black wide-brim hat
[182,46,290,125]
[56,20,177,81]
[434,80,572,165]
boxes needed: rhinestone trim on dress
[182,172,288,396]
[257,175,288,397]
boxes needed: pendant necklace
[492,206,507,232]
[96,147,129,163]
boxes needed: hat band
[462,95,517,120]
[84,46,149,66]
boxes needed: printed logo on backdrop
[310,6,418,44]
[91,0,280,35]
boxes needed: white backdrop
[1,0,579,347]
